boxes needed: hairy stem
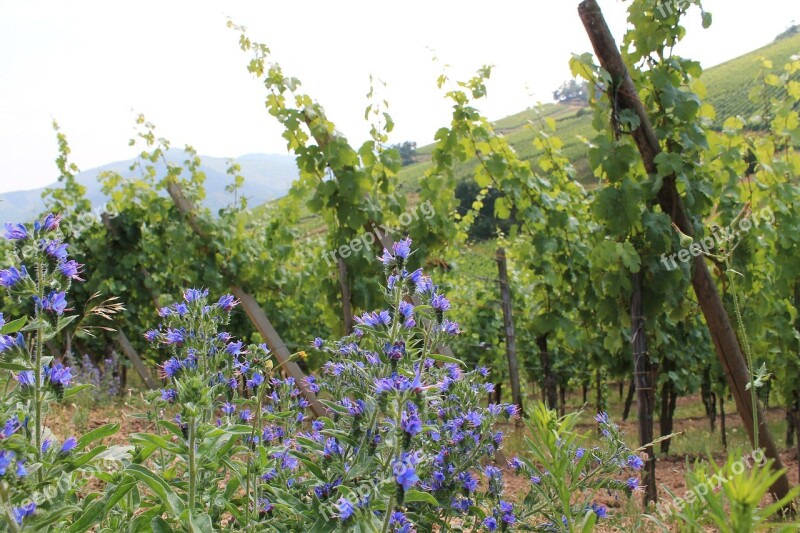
[188,417,197,511]
[727,257,759,449]
[34,260,45,483]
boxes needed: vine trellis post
[578,0,791,503]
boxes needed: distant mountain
[0,152,299,223]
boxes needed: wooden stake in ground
[631,271,657,505]
[117,331,158,390]
[496,248,524,417]
[578,0,791,502]
[166,181,325,418]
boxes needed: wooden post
[578,0,791,502]
[631,271,657,505]
[116,331,158,390]
[537,334,558,410]
[496,248,523,417]
[338,257,353,335]
[166,181,324,418]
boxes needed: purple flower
[591,502,607,519]
[60,436,78,453]
[431,292,451,312]
[160,389,178,402]
[384,341,405,360]
[246,372,264,389]
[595,411,609,424]
[222,402,235,416]
[575,447,585,459]
[355,310,391,328]
[0,450,14,474]
[0,335,15,354]
[41,439,51,453]
[626,477,641,491]
[398,301,416,328]
[341,398,365,417]
[0,266,28,287]
[374,378,394,394]
[393,453,420,491]
[390,511,411,531]
[336,497,355,521]
[225,340,245,356]
[483,517,498,531]
[416,275,434,293]
[217,294,238,311]
[144,329,160,342]
[465,410,482,427]
[4,223,28,240]
[312,337,324,349]
[393,237,412,259]
[183,288,208,302]
[401,405,422,437]
[499,500,515,522]
[259,498,274,513]
[58,260,84,280]
[240,409,253,422]
[11,502,35,525]
[530,475,541,484]
[459,471,478,492]
[323,437,343,458]
[37,213,62,232]
[305,375,320,394]
[34,291,68,315]
[46,363,73,387]
[42,240,69,260]
[440,319,460,335]
[164,329,184,345]
[379,248,394,266]
[161,357,182,379]
[16,371,35,387]
[627,455,644,470]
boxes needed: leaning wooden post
[578,0,791,502]
[496,248,523,418]
[117,330,158,390]
[166,181,325,418]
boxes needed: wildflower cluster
[261,238,519,531]
[507,404,643,530]
[0,214,123,530]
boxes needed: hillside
[0,152,298,222]
[396,31,800,193]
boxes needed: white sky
[0,0,797,193]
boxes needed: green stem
[244,457,251,528]
[380,494,395,533]
[0,483,21,533]
[727,259,759,450]
[381,400,404,533]
[188,417,197,511]
[34,260,45,483]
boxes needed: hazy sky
[0,0,797,193]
